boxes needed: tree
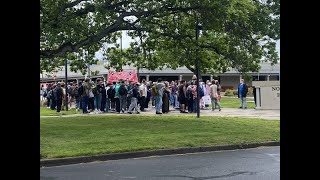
[41,0,280,74]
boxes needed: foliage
[224,89,234,96]
[41,0,280,75]
[233,90,238,96]
[248,87,253,95]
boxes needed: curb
[40,141,279,168]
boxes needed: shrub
[224,89,234,96]
[248,87,253,95]
[233,90,238,96]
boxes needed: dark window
[252,76,266,81]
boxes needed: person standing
[114,81,121,113]
[88,82,95,112]
[94,78,102,113]
[106,83,114,112]
[110,82,116,111]
[162,82,170,113]
[81,78,91,114]
[118,80,128,113]
[50,84,57,110]
[186,82,194,113]
[155,78,165,114]
[145,82,151,110]
[45,84,52,108]
[178,80,187,113]
[215,80,222,110]
[139,79,147,112]
[72,83,80,111]
[55,83,63,113]
[210,80,221,111]
[238,79,248,109]
[170,81,178,109]
[127,83,141,114]
[100,83,107,112]
[126,81,133,110]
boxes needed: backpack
[118,84,127,96]
[186,89,193,101]
[151,85,158,96]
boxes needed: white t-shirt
[139,84,147,97]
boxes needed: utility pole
[195,20,202,118]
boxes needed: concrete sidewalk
[41,106,280,120]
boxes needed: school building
[40,62,280,90]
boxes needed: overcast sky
[95,31,280,60]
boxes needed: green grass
[219,97,256,109]
[40,107,80,116]
[40,115,279,159]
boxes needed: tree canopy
[40,0,280,75]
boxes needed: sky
[95,31,280,60]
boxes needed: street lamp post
[65,59,68,111]
[195,21,202,118]
[87,63,91,79]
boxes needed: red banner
[107,69,138,83]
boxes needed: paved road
[40,146,280,180]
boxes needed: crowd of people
[40,75,226,114]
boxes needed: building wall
[220,76,241,89]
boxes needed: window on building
[252,76,266,81]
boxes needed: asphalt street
[40,146,280,180]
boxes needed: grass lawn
[40,115,279,159]
[219,97,255,109]
[40,107,80,116]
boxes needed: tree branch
[41,10,150,58]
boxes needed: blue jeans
[170,94,174,105]
[155,95,163,113]
[193,99,198,113]
[82,95,89,113]
[94,95,101,110]
[240,95,247,108]
[105,98,110,112]
[171,94,178,108]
